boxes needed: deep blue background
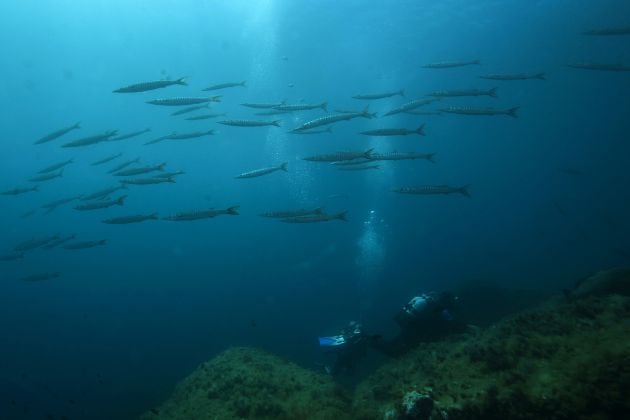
[1,1,629,418]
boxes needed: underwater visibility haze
[1,0,630,418]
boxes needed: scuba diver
[318,321,380,377]
[373,291,465,357]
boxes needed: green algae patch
[140,347,351,420]
[353,295,630,419]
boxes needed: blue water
[1,0,629,418]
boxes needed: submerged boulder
[140,347,351,420]
[570,267,630,299]
[354,294,630,419]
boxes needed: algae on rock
[353,294,630,419]
[140,347,351,420]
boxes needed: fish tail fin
[473,59,481,65]
[177,77,188,86]
[363,105,377,119]
[459,185,471,197]
[399,89,405,97]
[212,95,222,102]
[315,207,324,214]
[99,239,107,246]
[416,124,426,136]
[489,87,498,98]
[272,120,281,127]
[117,195,127,206]
[227,206,240,215]
[321,102,328,112]
[337,211,348,222]
[33,185,39,191]
[427,153,436,163]
[535,73,546,80]
[241,81,247,87]
[166,176,176,183]
[364,148,374,159]
[151,213,159,219]
[507,107,519,118]
[74,122,81,129]
[280,162,288,172]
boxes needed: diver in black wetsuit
[373,292,465,357]
[318,321,380,377]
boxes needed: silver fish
[1,185,39,196]
[38,159,74,173]
[144,131,214,145]
[288,127,333,135]
[21,272,60,282]
[185,113,227,121]
[29,169,64,183]
[428,88,498,98]
[163,206,240,221]
[108,158,140,174]
[91,153,123,166]
[439,106,519,118]
[120,177,175,185]
[259,208,323,218]
[235,163,288,179]
[34,122,80,145]
[153,170,185,178]
[74,195,126,211]
[146,97,221,106]
[479,73,546,81]
[102,213,159,224]
[281,211,348,223]
[113,77,187,93]
[303,149,373,163]
[62,130,118,147]
[202,81,246,91]
[108,128,151,142]
[63,240,107,250]
[41,194,83,212]
[392,185,470,197]
[383,99,439,117]
[241,101,286,109]
[292,106,376,131]
[330,159,373,166]
[274,102,327,112]
[352,90,404,100]
[337,164,380,171]
[171,104,210,116]
[169,130,215,140]
[370,152,436,162]
[113,163,165,177]
[144,133,177,145]
[20,209,38,218]
[218,119,280,127]
[254,110,293,116]
[14,234,60,252]
[422,60,480,69]
[360,125,425,137]
[81,185,127,201]
[42,234,76,250]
